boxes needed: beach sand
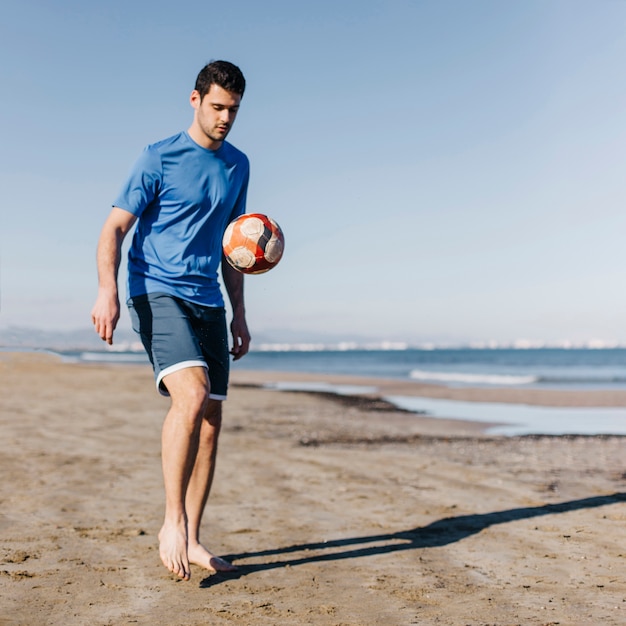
[1,352,624,625]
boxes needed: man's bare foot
[188,541,237,573]
[158,520,190,580]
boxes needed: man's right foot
[158,520,190,580]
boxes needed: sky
[1,0,626,346]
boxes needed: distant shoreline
[5,348,626,407]
[5,350,626,436]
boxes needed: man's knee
[164,367,211,417]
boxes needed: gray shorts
[128,292,230,399]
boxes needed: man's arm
[222,259,251,360]
[91,207,137,345]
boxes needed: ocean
[232,347,626,390]
[62,347,626,436]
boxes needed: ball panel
[264,235,284,263]
[226,246,257,269]
[239,216,266,238]
[222,222,235,249]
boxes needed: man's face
[190,84,242,149]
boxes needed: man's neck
[187,124,222,151]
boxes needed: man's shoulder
[220,141,249,167]
[145,131,187,154]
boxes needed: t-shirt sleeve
[112,146,162,217]
[228,156,250,222]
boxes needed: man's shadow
[200,492,624,587]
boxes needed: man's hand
[91,287,121,345]
[222,254,250,361]
[230,312,251,360]
[91,207,137,346]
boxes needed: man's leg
[158,366,210,580]
[185,399,236,571]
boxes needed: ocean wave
[409,369,538,386]
[409,369,626,387]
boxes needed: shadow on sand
[200,492,624,588]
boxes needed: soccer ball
[222,213,285,274]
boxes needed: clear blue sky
[1,0,625,345]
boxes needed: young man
[91,61,251,581]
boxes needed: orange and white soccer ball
[222,213,285,274]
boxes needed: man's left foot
[188,542,238,573]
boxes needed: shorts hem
[156,360,208,397]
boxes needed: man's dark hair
[195,60,246,99]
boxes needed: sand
[0,352,624,626]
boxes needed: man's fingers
[93,318,115,345]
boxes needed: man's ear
[190,89,201,110]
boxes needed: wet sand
[1,352,624,625]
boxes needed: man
[91,60,251,581]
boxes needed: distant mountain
[0,326,139,351]
[0,325,412,352]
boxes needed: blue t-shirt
[114,131,249,307]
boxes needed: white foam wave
[409,369,537,386]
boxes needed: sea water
[232,347,626,390]
[65,347,626,436]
